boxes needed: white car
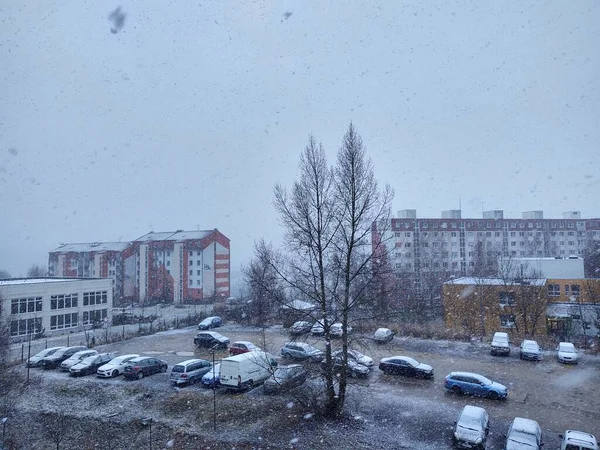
[60,350,98,371]
[560,430,598,450]
[505,417,542,450]
[330,323,352,337]
[373,328,394,343]
[26,346,65,368]
[97,354,140,378]
[556,342,578,364]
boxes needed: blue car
[444,372,507,400]
[198,316,222,330]
[201,363,221,388]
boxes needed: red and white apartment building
[48,229,230,305]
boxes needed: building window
[197,280,202,285]
[499,292,516,307]
[166,260,170,266]
[189,260,193,266]
[50,313,78,331]
[571,285,580,297]
[197,270,201,275]
[565,285,570,296]
[405,243,411,247]
[11,297,43,315]
[50,294,78,310]
[511,241,516,246]
[547,284,560,296]
[395,263,401,269]
[197,260,201,266]
[189,270,193,276]
[82,309,107,326]
[83,291,108,306]
[451,232,457,237]
[500,314,516,328]
[405,232,411,237]
[10,317,42,336]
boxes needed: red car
[229,341,261,356]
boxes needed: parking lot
[12,323,600,449]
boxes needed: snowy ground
[5,324,600,449]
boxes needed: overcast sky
[1,1,599,285]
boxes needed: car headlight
[475,437,482,444]
[454,432,461,440]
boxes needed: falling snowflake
[286,401,294,409]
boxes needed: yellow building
[443,277,600,338]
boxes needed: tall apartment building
[376,209,600,281]
[48,229,230,305]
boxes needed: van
[490,332,511,356]
[219,351,278,390]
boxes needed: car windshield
[81,356,97,365]
[171,365,185,373]
[559,344,575,352]
[458,414,482,432]
[508,430,538,446]
[403,357,419,367]
[523,342,538,350]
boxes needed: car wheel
[451,386,461,394]
[415,372,424,379]
[161,365,167,373]
[111,370,118,378]
[137,372,144,380]
[487,391,499,400]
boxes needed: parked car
[444,372,508,400]
[40,346,88,370]
[332,349,374,368]
[505,417,543,450]
[330,322,352,337]
[97,354,140,378]
[379,356,434,379]
[229,341,261,356]
[311,320,325,336]
[373,328,394,343]
[490,331,511,356]
[324,355,370,378]
[194,331,230,349]
[281,342,324,362]
[520,340,542,361]
[123,356,168,380]
[197,316,222,330]
[289,321,312,335]
[559,430,598,450]
[70,353,117,377]
[264,364,308,394]
[26,346,66,368]
[201,362,221,388]
[60,349,99,371]
[453,405,489,450]
[557,342,579,364]
[170,358,212,386]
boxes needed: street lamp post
[210,344,218,432]
[140,417,153,450]
[2,417,7,449]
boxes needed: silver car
[170,359,213,386]
[60,349,99,371]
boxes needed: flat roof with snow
[443,277,546,286]
[0,277,105,286]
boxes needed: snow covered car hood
[417,363,433,372]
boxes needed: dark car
[520,340,542,361]
[40,346,88,370]
[197,316,222,330]
[379,356,434,379]
[194,331,230,349]
[69,353,117,377]
[264,364,308,394]
[229,341,261,356]
[281,342,324,362]
[123,356,168,380]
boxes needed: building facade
[48,229,230,305]
[0,278,113,340]
[443,277,600,338]
[377,209,600,277]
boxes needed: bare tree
[583,239,600,278]
[256,126,393,417]
[27,264,47,277]
[43,406,70,450]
